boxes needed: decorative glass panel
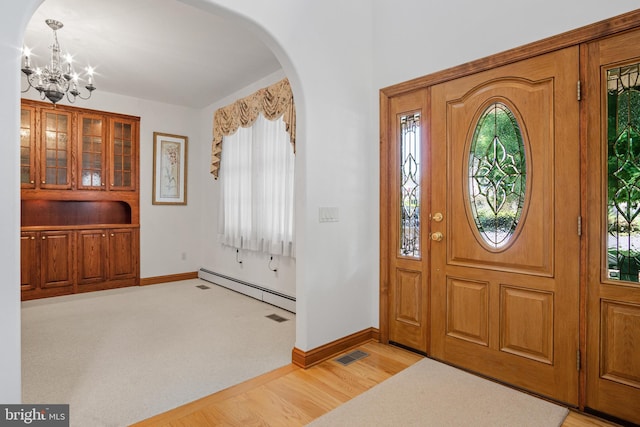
[20,109,32,184]
[606,63,640,283]
[81,117,103,187]
[43,112,69,185]
[468,102,526,249]
[112,121,133,188]
[399,113,421,257]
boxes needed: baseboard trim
[292,327,380,368]
[140,271,199,286]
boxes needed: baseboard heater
[198,268,296,313]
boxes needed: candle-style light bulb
[35,68,43,88]
[23,47,31,69]
[64,53,73,74]
[86,66,94,85]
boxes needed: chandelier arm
[75,89,95,101]
[21,77,33,94]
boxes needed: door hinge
[577,216,582,236]
[577,349,581,371]
[577,80,582,101]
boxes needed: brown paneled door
[584,30,640,424]
[430,47,580,404]
[385,88,430,354]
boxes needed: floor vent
[196,284,211,290]
[266,313,289,323]
[335,349,369,366]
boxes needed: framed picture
[152,132,188,205]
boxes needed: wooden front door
[584,29,640,424]
[383,88,430,354]
[430,46,581,404]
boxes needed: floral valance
[211,77,296,179]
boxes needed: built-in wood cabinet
[20,230,74,298]
[20,232,37,291]
[20,99,140,301]
[76,226,138,290]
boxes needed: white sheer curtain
[218,114,295,257]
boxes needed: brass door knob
[432,212,443,222]
[431,232,444,242]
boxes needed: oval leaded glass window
[468,102,527,249]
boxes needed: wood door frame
[379,8,640,410]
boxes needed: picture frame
[152,132,188,205]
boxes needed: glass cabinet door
[110,118,137,191]
[78,113,105,190]
[20,106,36,188]
[40,109,72,189]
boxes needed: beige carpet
[21,279,295,427]
[308,357,569,427]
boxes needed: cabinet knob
[110,183,114,186]
[41,236,46,240]
[30,236,35,240]
[102,234,106,237]
[41,181,46,184]
[30,180,34,184]
[110,233,115,237]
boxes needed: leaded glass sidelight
[468,102,527,249]
[399,113,421,257]
[606,63,640,283]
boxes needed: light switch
[319,207,339,223]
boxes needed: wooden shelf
[21,200,133,227]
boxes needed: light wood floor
[132,341,619,427]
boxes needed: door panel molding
[394,269,423,326]
[446,277,489,346]
[600,300,640,389]
[500,285,554,365]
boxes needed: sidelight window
[400,113,421,258]
[606,63,640,283]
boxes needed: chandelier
[21,19,96,104]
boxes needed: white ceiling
[23,0,283,108]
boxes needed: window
[399,112,421,258]
[218,114,295,257]
[606,63,640,282]
[468,102,527,249]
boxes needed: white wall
[198,69,297,298]
[372,1,640,91]
[185,0,378,351]
[0,0,42,405]
[3,0,640,403]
